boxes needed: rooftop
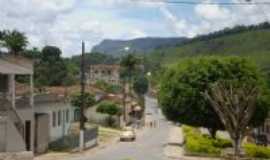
[90,64,120,70]
[0,55,33,75]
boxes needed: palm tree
[120,54,140,85]
[2,30,28,55]
[120,54,140,123]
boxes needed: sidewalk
[164,126,185,159]
[164,126,220,160]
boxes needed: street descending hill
[148,22,270,70]
[92,37,187,55]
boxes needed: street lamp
[124,46,130,52]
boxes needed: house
[88,64,120,85]
[0,56,34,153]
[254,113,270,144]
[34,93,75,153]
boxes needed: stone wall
[0,152,33,160]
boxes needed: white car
[120,127,136,141]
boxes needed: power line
[131,0,270,6]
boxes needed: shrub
[213,138,232,148]
[183,125,232,156]
[96,101,122,127]
[244,143,270,159]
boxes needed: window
[0,74,8,92]
[52,112,56,127]
[66,109,70,123]
[58,111,61,126]
[108,70,111,75]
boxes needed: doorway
[25,120,31,151]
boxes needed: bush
[212,138,232,148]
[183,125,232,156]
[244,143,270,159]
[96,101,121,127]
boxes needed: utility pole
[122,79,127,124]
[80,41,86,151]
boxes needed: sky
[1,0,270,57]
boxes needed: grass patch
[244,143,270,159]
[182,125,232,157]
[98,126,121,143]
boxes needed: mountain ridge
[91,37,188,55]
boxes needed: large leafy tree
[1,30,28,54]
[35,46,68,86]
[159,56,270,137]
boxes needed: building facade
[0,56,34,153]
[34,94,75,153]
[88,64,120,85]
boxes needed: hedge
[244,143,270,159]
[183,125,232,156]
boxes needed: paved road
[77,96,172,160]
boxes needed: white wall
[34,102,74,142]
[5,117,26,152]
[17,107,35,151]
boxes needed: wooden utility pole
[80,41,86,151]
[122,79,127,123]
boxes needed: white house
[34,94,75,142]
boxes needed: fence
[49,126,98,151]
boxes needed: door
[25,121,31,151]
[34,114,49,154]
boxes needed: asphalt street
[77,96,172,160]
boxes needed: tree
[120,54,141,122]
[203,81,258,158]
[133,75,149,96]
[71,92,96,122]
[35,46,68,86]
[71,92,96,109]
[159,56,270,137]
[1,30,28,54]
[41,46,61,62]
[120,54,141,82]
[96,101,122,127]
[133,75,149,111]
[23,47,42,59]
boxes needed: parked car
[120,127,136,141]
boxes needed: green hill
[149,29,270,69]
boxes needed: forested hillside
[148,22,270,70]
[92,37,187,55]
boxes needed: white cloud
[160,0,270,38]
[2,0,270,57]
[0,0,153,57]
[195,3,231,21]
